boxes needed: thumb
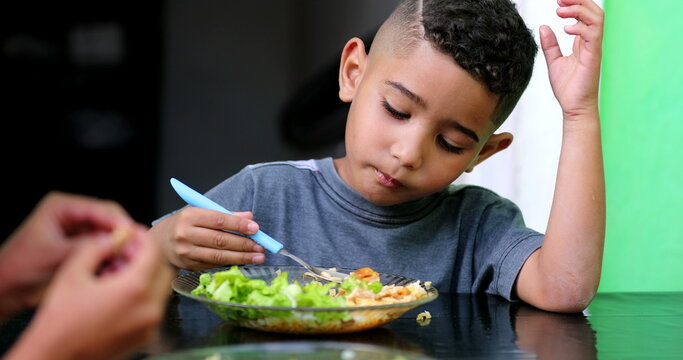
[540,25,562,65]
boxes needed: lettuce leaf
[192,266,362,322]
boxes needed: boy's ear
[338,37,367,103]
[465,132,514,172]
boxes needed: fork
[170,178,348,283]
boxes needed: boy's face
[334,39,511,206]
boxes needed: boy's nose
[390,132,427,170]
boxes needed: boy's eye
[381,100,410,120]
[438,136,464,154]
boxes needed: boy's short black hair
[376,0,538,126]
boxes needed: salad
[191,266,428,323]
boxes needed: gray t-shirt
[195,158,543,300]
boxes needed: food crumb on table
[416,310,432,326]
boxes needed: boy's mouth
[375,169,403,189]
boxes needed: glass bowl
[172,266,438,334]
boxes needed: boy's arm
[515,0,605,312]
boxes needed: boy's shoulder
[244,159,323,174]
[208,159,329,207]
[446,183,505,199]
[444,183,520,211]
[230,159,330,189]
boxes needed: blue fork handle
[170,178,284,254]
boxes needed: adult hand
[4,224,174,360]
[0,192,133,319]
[150,207,265,270]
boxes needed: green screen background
[598,0,683,292]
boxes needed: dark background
[1,2,163,239]
[0,1,398,241]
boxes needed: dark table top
[2,291,682,359]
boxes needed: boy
[151,0,605,313]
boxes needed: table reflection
[515,305,596,359]
[150,293,597,359]
[4,292,682,359]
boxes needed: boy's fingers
[232,211,254,220]
[183,208,259,235]
[557,5,602,26]
[178,258,217,271]
[540,25,563,64]
[564,22,601,45]
[186,227,264,252]
[558,0,603,14]
[186,246,266,266]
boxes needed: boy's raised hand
[516,0,606,312]
[150,207,265,270]
[540,0,604,120]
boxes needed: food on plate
[343,268,427,306]
[180,266,437,334]
[191,266,428,312]
[318,267,346,282]
[350,267,380,282]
